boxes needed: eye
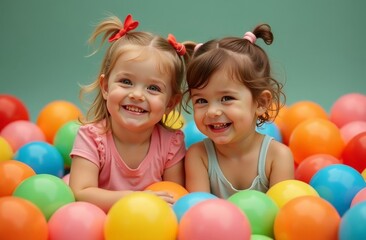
[194,98,207,104]
[222,96,234,102]
[147,85,161,92]
[120,79,132,85]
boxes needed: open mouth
[123,105,147,113]
[209,123,231,130]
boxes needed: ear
[165,94,182,115]
[100,74,108,99]
[256,90,272,116]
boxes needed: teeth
[212,123,227,129]
[125,105,144,113]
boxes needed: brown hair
[184,24,285,126]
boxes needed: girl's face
[101,50,176,132]
[191,69,262,144]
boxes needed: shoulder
[267,139,294,167]
[185,140,208,166]
[155,125,185,146]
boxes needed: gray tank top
[203,135,272,199]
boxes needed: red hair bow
[168,34,186,56]
[109,14,139,42]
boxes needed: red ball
[0,94,29,131]
[342,132,366,173]
[295,154,341,183]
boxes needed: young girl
[69,14,188,212]
[184,24,294,199]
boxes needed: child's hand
[144,190,175,205]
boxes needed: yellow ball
[266,180,319,208]
[361,168,366,180]
[0,137,13,162]
[163,111,185,129]
[104,192,178,240]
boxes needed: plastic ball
[280,101,328,145]
[173,192,217,222]
[178,198,251,240]
[295,154,341,183]
[274,196,340,240]
[163,111,185,129]
[339,201,366,240]
[105,192,178,240]
[0,136,13,161]
[330,93,366,128]
[271,104,288,139]
[341,132,366,173]
[145,181,189,201]
[0,120,46,152]
[256,122,282,142]
[13,174,75,220]
[48,202,106,240]
[228,190,278,238]
[266,179,319,208]
[53,120,80,168]
[62,173,70,185]
[183,120,206,148]
[0,160,36,196]
[36,100,82,144]
[309,164,366,216]
[0,196,48,240]
[251,235,273,240]
[340,120,366,144]
[14,141,64,177]
[289,118,345,165]
[350,187,366,207]
[0,94,29,131]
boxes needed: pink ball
[340,121,366,144]
[330,93,366,128]
[351,187,366,207]
[178,198,251,240]
[48,201,106,240]
[62,173,70,185]
[0,120,46,152]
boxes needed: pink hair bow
[168,34,186,56]
[109,14,139,42]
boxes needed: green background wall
[1,0,365,122]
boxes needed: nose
[206,104,223,118]
[128,89,145,101]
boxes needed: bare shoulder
[185,141,208,166]
[268,140,294,162]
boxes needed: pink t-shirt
[70,122,186,191]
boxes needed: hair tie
[243,31,256,44]
[108,14,139,42]
[194,43,203,53]
[167,34,186,56]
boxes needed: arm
[69,156,134,213]
[184,142,211,193]
[267,142,295,187]
[163,159,185,186]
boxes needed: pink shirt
[70,122,186,191]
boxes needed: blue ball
[339,201,366,240]
[309,164,366,216]
[256,122,282,142]
[173,192,217,222]
[14,141,64,177]
[183,121,206,148]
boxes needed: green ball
[53,120,80,168]
[13,174,75,220]
[228,190,278,238]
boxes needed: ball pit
[145,180,189,202]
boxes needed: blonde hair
[79,15,187,131]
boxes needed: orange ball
[0,160,36,196]
[0,196,48,240]
[145,181,189,201]
[274,196,340,240]
[289,118,345,165]
[36,100,82,144]
[281,101,328,145]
